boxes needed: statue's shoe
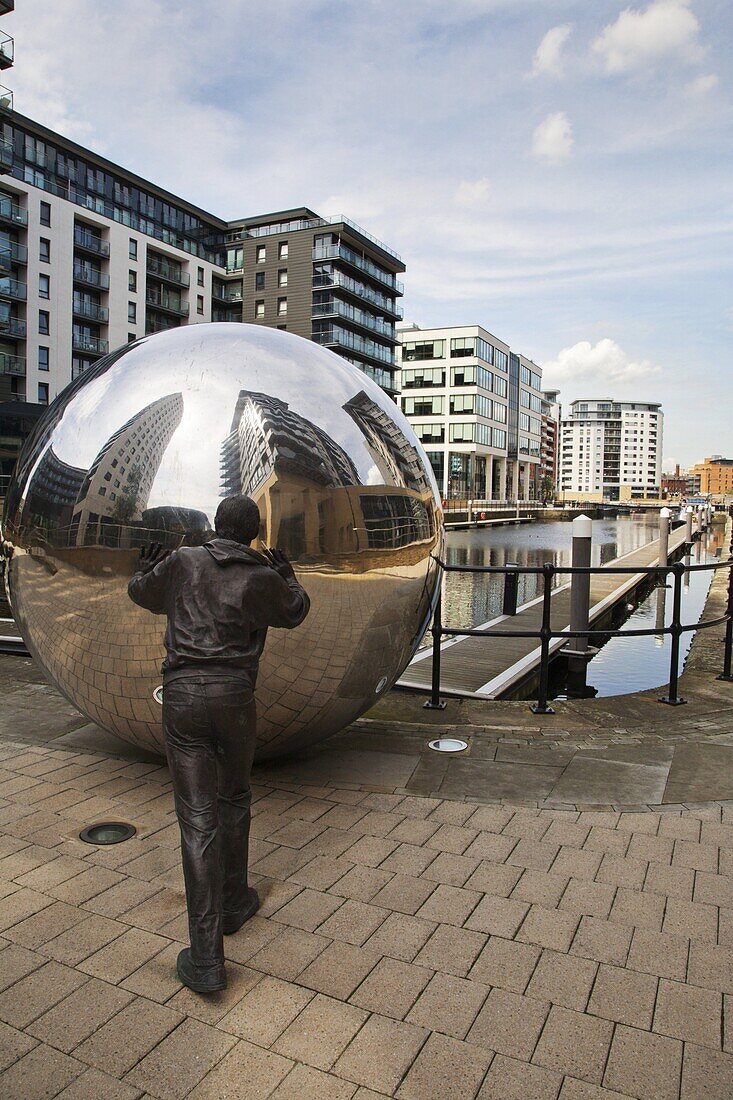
[176,948,226,994]
[223,887,261,935]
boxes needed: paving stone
[681,1041,733,1100]
[298,940,381,1000]
[469,935,541,993]
[52,866,126,906]
[551,847,603,881]
[370,874,435,915]
[119,942,183,1003]
[608,886,666,931]
[218,975,314,1046]
[663,896,719,943]
[420,851,480,888]
[0,1017,37,1071]
[414,921,487,977]
[463,831,518,863]
[387,817,441,846]
[415,883,481,927]
[187,1038,293,1099]
[75,995,184,1075]
[78,927,171,984]
[273,992,367,1070]
[245,925,329,982]
[532,1005,614,1084]
[673,839,719,872]
[364,912,437,963]
[3,899,88,949]
[396,1031,491,1100]
[467,987,549,1061]
[478,1054,562,1100]
[584,826,630,856]
[694,871,733,909]
[511,868,569,908]
[425,823,479,855]
[378,842,438,877]
[0,887,54,934]
[627,832,674,865]
[330,865,394,902]
[687,941,733,993]
[557,1081,631,1100]
[216,916,281,965]
[168,964,264,1026]
[126,1017,237,1099]
[653,978,722,1048]
[626,927,690,981]
[83,879,161,919]
[517,904,580,952]
[644,861,695,900]
[273,887,344,932]
[506,838,560,872]
[334,1013,429,1094]
[587,962,658,1028]
[350,956,432,1020]
[0,942,46,991]
[270,1063,358,1100]
[340,835,399,867]
[571,916,633,966]
[406,972,489,1039]
[54,1066,144,1099]
[0,1041,84,1099]
[41,913,126,966]
[559,878,616,919]
[603,1024,682,1100]
[27,975,133,1052]
[526,949,598,1011]
[464,895,529,937]
[463,861,523,897]
[317,899,389,945]
[0,959,88,1028]
[289,855,354,891]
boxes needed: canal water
[438,516,724,697]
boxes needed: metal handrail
[424,545,733,714]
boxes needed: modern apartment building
[0,105,404,494]
[540,389,561,497]
[687,456,733,500]
[559,399,663,502]
[396,324,543,500]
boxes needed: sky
[5,0,732,468]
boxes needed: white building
[560,399,663,502]
[396,324,543,500]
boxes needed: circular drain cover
[79,822,136,846]
[428,738,468,753]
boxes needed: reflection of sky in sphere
[46,325,434,521]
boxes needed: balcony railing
[146,289,189,317]
[313,244,404,294]
[212,284,243,303]
[0,85,12,111]
[72,300,109,323]
[145,317,180,334]
[73,226,109,256]
[312,325,395,366]
[72,333,108,356]
[0,136,12,171]
[0,31,14,70]
[73,263,110,290]
[0,240,26,267]
[0,275,25,300]
[0,351,25,375]
[312,299,396,341]
[147,256,190,288]
[0,196,26,226]
[313,270,403,319]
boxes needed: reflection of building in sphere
[141,506,212,544]
[69,393,183,545]
[23,448,86,528]
[343,390,432,495]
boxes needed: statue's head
[214,494,261,545]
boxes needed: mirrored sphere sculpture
[3,324,443,758]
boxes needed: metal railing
[424,546,733,714]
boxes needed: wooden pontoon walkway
[398,525,688,699]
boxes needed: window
[38,346,49,371]
[276,324,287,330]
[279,241,288,260]
[413,422,445,443]
[128,270,137,292]
[37,382,49,405]
[38,310,49,335]
[255,300,265,319]
[129,238,137,260]
[39,238,50,263]
[400,367,445,388]
[197,294,204,315]
[98,486,106,497]
[402,340,445,362]
[277,297,287,316]
[39,274,50,299]
[197,266,204,286]
[403,395,444,416]
[278,268,288,288]
[255,271,265,290]
[226,246,243,272]
[128,302,136,323]
[127,332,136,342]
[256,244,266,263]
[40,201,51,227]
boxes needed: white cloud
[532,112,573,164]
[685,73,718,96]
[541,339,662,388]
[531,25,572,78]
[454,178,491,206]
[592,0,703,74]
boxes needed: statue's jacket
[128,539,310,680]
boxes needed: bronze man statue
[128,494,310,993]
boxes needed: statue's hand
[262,547,296,581]
[137,543,169,575]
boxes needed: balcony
[73,263,110,290]
[72,333,108,356]
[147,256,190,288]
[145,317,180,335]
[0,136,12,172]
[312,325,395,367]
[0,275,25,300]
[0,85,11,110]
[212,283,243,304]
[0,240,26,269]
[0,3,15,16]
[312,244,404,294]
[0,196,26,227]
[312,298,396,342]
[312,270,403,319]
[0,31,13,70]
[0,314,25,338]
[72,300,109,324]
[146,289,189,317]
[74,226,109,257]
[0,351,25,376]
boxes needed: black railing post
[659,560,687,705]
[717,558,733,683]
[503,564,519,616]
[531,562,555,715]
[424,584,447,710]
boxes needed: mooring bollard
[685,505,694,544]
[503,563,519,616]
[697,507,704,538]
[658,507,670,578]
[566,514,593,697]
